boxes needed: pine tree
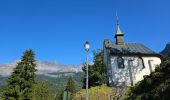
[82,50,105,88]
[65,76,76,94]
[3,49,37,99]
[63,76,76,100]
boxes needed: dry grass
[72,85,116,100]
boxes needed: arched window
[148,60,153,73]
[117,56,125,68]
[138,57,145,68]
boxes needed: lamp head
[84,41,90,51]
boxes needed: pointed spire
[115,12,123,35]
[114,12,124,46]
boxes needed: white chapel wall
[110,56,161,86]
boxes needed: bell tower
[114,15,124,46]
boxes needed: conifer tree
[65,76,76,94]
[63,76,76,100]
[82,50,105,88]
[3,49,37,99]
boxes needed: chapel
[103,19,162,86]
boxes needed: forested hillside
[0,50,84,100]
[0,72,84,99]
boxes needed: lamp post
[84,41,90,100]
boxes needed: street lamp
[84,41,90,100]
[85,41,90,51]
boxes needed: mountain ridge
[0,60,82,77]
[160,42,170,56]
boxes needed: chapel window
[117,56,125,68]
[138,57,145,68]
[148,60,153,73]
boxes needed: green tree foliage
[124,56,170,100]
[53,73,83,100]
[0,49,84,100]
[65,76,76,94]
[31,82,54,100]
[3,49,37,99]
[55,90,64,100]
[54,76,77,100]
[0,86,6,100]
[82,50,105,88]
[63,76,76,100]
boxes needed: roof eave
[109,52,162,58]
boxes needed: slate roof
[104,40,157,55]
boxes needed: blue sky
[0,0,169,65]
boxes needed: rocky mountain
[0,60,82,77]
[160,42,170,56]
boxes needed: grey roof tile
[108,42,156,54]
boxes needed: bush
[145,78,152,86]
[151,72,163,79]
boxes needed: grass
[72,85,116,100]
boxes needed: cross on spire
[116,11,119,26]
